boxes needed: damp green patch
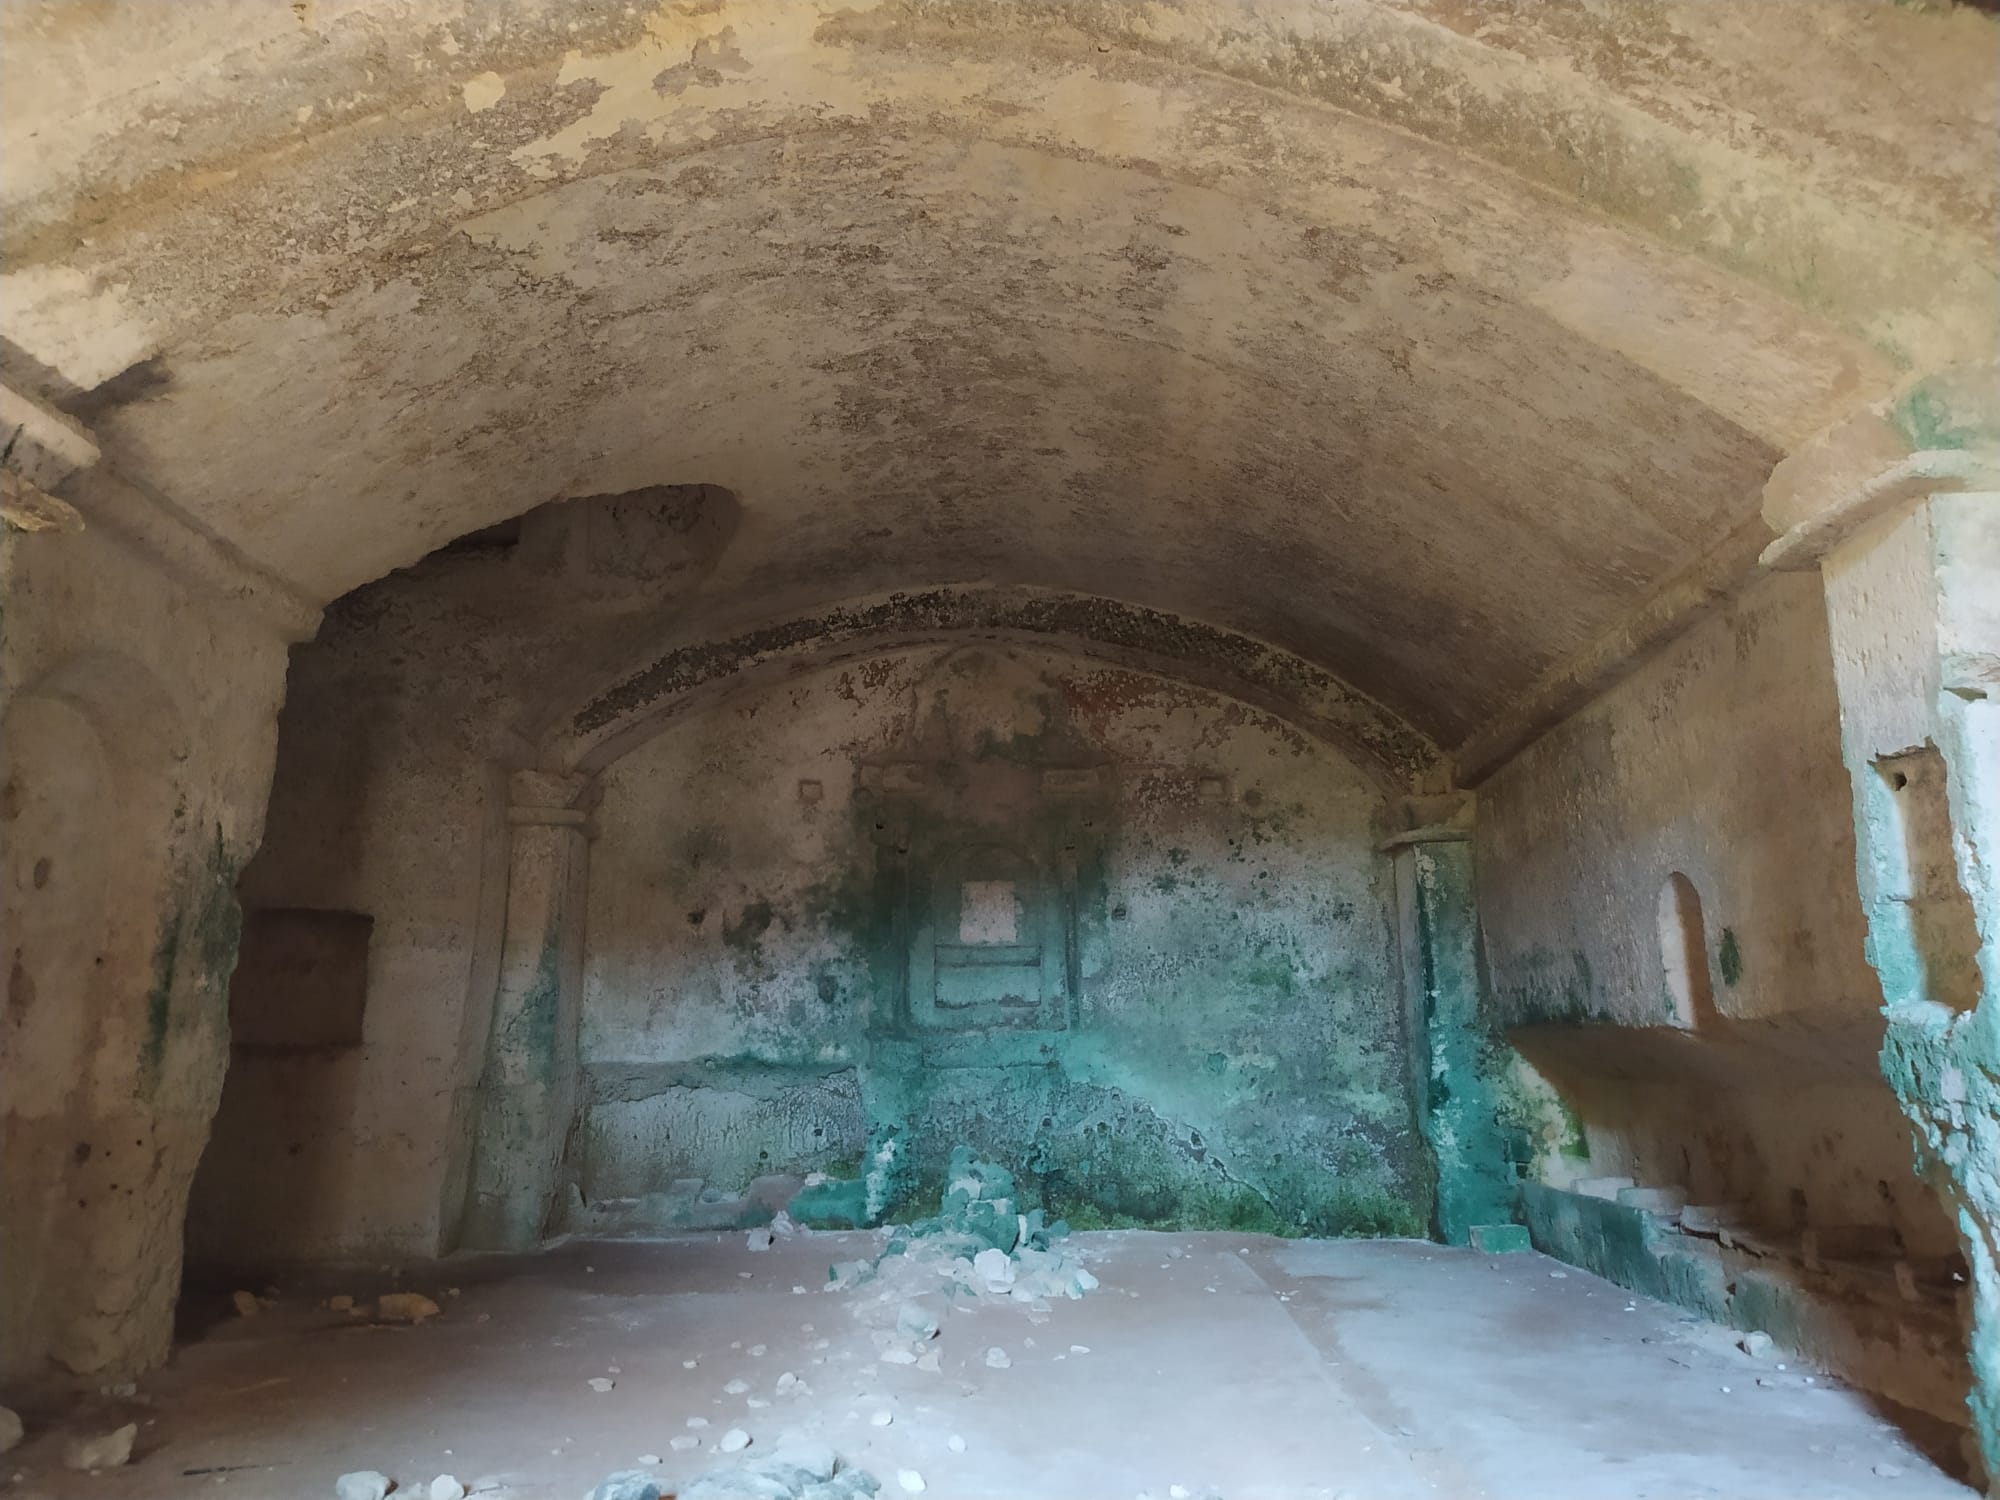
[1717,928,1743,987]
[142,919,181,1076]
[1893,374,2000,453]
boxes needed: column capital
[507,768,600,825]
[1761,369,2000,572]
[1378,792,1474,852]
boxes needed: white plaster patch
[959,880,1018,944]
[0,266,159,390]
[462,72,506,113]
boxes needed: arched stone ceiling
[3,0,1995,752]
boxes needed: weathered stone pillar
[460,769,598,1251]
[1762,369,1999,1480]
[1384,801,1519,1245]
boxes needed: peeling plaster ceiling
[2,0,1995,751]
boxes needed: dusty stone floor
[6,1232,1974,1499]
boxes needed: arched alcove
[1656,871,1718,1029]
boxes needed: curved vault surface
[2,0,1995,752]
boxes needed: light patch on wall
[959,880,1019,944]
[462,71,506,113]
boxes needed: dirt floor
[3,1231,1976,1499]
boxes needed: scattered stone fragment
[589,1377,616,1393]
[748,1226,775,1252]
[870,1411,893,1427]
[751,1344,767,1357]
[880,1348,917,1366]
[897,1470,925,1493]
[671,1436,701,1452]
[972,1248,1014,1289]
[895,1303,939,1341]
[333,1471,392,1500]
[688,1416,711,1428]
[636,1453,663,1465]
[328,1294,356,1311]
[1071,1344,1090,1354]
[430,1476,466,1500]
[377,1292,443,1324]
[724,1378,752,1395]
[589,1471,661,1500]
[684,1359,699,1369]
[232,1289,262,1317]
[63,1423,138,1471]
[915,1351,941,1374]
[776,1371,802,1394]
[1739,1332,1775,1360]
[984,1347,1010,1369]
[0,1407,21,1455]
[946,1435,965,1454]
[719,1427,752,1453]
[1874,1462,1905,1479]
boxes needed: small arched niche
[1656,873,1717,1029]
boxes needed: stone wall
[575,644,1421,1235]
[186,519,1439,1268]
[1478,569,1952,1254]
[1,493,292,1386]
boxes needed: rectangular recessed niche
[228,908,374,1050]
[1873,746,1980,1013]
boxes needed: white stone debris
[972,1247,1015,1289]
[671,1435,701,1452]
[377,1292,443,1324]
[748,1226,775,1252]
[870,1410,893,1427]
[0,1407,21,1455]
[880,1348,917,1366]
[946,1435,965,1454]
[750,1344,767,1356]
[327,1294,356,1311]
[232,1289,262,1317]
[430,1475,467,1500]
[1874,1462,1906,1479]
[984,1347,1010,1369]
[687,1416,710,1428]
[333,1471,392,1500]
[588,1377,616,1393]
[636,1453,662,1465]
[63,1423,138,1471]
[724,1378,751,1395]
[897,1469,926,1493]
[718,1427,752,1453]
[1740,1331,1776,1359]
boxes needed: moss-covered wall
[578,644,1423,1236]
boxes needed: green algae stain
[142,918,181,1076]
[1717,928,1743,987]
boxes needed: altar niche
[856,753,1106,1040]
